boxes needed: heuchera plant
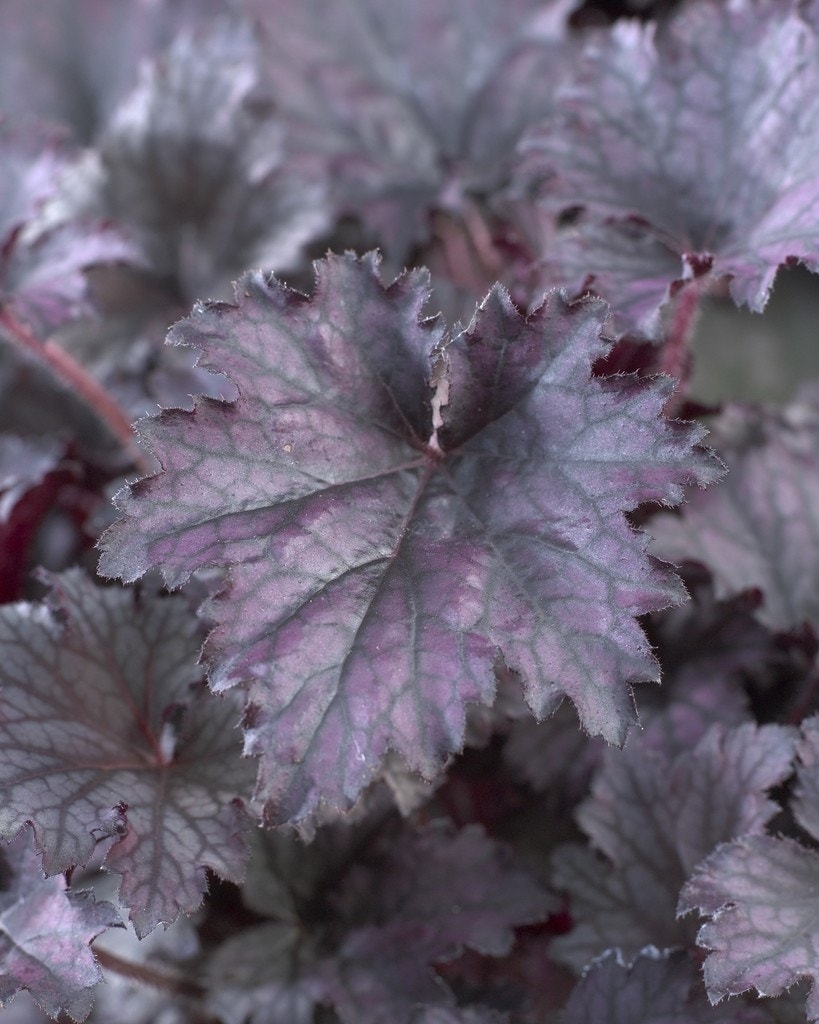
[4,0,819,1020]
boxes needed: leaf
[636,564,775,755]
[56,18,326,304]
[0,570,254,937]
[514,0,819,334]
[504,565,772,797]
[204,923,324,1024]
[550,723,796,970]
[249,0,572,259]
[680,835,819,1021]
[650,395,819,631]
[0,0,229,144]
[205,821,552,1024]
[322,822,554,1023]
[0,125,135,335]
[0,831,119,1022]
[680,717,819,1020]
[561,948,770,1024]
[98,252,719,827]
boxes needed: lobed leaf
[514,0,819,334]
[550,723,796,969]
[206,820,552,1024]
[561,948,771,1024]
[0,125,135,335]
[0,570,254,936]
[55,18,326,304]
[249,0,573,259]
[0,832,119,1022]
[680,835,819,1021]
[98,252,720,827]
[321,822,554,1022]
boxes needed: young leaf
[650,396,819,631]
[0,570,254,937]
[550,723,795,969]
[98,252,719,827]
[514,0,819,333]
[0,831,119,1022]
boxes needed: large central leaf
[99,253,719,827]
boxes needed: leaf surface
[650,396,819,631]
[249,0,572,258]
[322,822,554,1023]
[515,0,819,333]
[205,821,552,1024]
[550,723,795,969]
[56,19,326,304]
[0,832,118,1022]
[680,835,819,1021]
[0,570,254,936]
[562,948,770,1024]
[0,126,134,335]
[98,252,720,827]
[0,0,228,144]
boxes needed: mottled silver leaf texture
[0,570,254,936]
[99,252,719,828]
[515,0,819,334]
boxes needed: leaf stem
[0,305,151,474]
[94,946,205,1001]
[660,280,703,418]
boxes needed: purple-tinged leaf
[249,0,573,260]
[504,566,771,798]
[6,222,136,338]
[98,252,719,827]
[0,570,254,937]
[680,835,819,1021]
[562,948,770,1024]
[514,0,819,334]
[650,396,819,631]
[56,18,326,303]
[0,0,228,144]
[550,723,795,969]
[0,831,119,1022]
[206,820,553,1024]
[322,822,554,1023]
[503,701,605,805]
[0,126,136,336]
